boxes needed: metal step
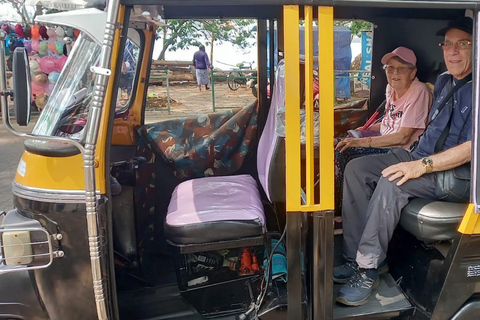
[333,273,413,320]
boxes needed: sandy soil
[145,82,257,121]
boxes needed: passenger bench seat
[400,198,468,242]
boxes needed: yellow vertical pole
[304,6,315,206]
[284,5,301,212]
[318,7,335,210]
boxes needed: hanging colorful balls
[31,81,46,97]
[31,25,40,41]
[31,40,39,53]
[46,28,57,41]
[39,56,56,74]
[24,40,32,54]
[55,41,64,55]
[32,71,48,86]
[55,26,65,39]
[35,93,48,111]
[29,60,40,73]
[47,41,57,55]
[39,25,48,40]
[38,41,48,56]
[48,71,60,84]
[14,24,24,39]
[55,55,67,70]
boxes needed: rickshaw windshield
[32,34,102,141]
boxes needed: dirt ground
[145,81,257,122]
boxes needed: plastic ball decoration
[39,25,48,40]
[55,41,64,55]
[44,83,55,95]
[32,71,48,86]
[29,60,40,73]
[46,28,57,41]
[14,24,24,39]
[1,24,10,34]
[55,55,67,70]
[31,40,40,53]
[31,81,46,97]
[47,41,57,55]
[24,25,31,39]
[48,71,60,84]
[39,56,56,74]
[23,40,32,54]
[31,25,40,41]
[55,26,65,39]
[38,41,48,56]
[35,93,48,111]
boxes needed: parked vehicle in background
[227,61,255,91]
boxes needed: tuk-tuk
[1,0,480,319]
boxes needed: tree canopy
[334,20,373,37]
[0,0,35,25]
[156,19,255,62]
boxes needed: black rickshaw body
[0,0,480,320]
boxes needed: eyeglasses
[383,65,415,74]
[439,40,472,50]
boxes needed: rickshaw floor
[118,284,202,320]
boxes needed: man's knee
[344,156,371,177]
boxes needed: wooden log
[152,60,193,67]
[149,73,195,82]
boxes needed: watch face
[422,157,433,166]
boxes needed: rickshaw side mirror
[12,47,31,126]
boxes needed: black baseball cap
[436,16,473,36]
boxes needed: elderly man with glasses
[334,16,474,306]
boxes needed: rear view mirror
[12,47,31,126]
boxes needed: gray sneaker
[333,261,358,284]
[336,268,380,306]
[333,260,388,284]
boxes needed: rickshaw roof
[120,0,478,20]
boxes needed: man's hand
[381,161,425,186]
[335,138,367,153]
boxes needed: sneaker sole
[333,263,388,284]
[335,278,381,306]
[333,277,349,284]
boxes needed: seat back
[257,60,286,202]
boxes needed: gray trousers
[342,148,437,269]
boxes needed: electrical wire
[253,225,287,318]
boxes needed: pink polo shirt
[380,78,432,149]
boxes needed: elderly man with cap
[334,16,474,306]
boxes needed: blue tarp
[299,26,352,98]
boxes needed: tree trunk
[157,28,168,60]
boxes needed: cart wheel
[228,71,242,91]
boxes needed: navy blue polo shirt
[411,72,473,160]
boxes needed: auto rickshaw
[1,0,480,319]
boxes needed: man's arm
[382,141,471,186]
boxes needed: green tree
[334,20,373,37]
[156,19,255,63]
[0,0,35,25]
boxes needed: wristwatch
[421,157,434,174]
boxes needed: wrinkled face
[443,28,473,80]
[384,57,417,93]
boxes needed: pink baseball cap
[381,46,417,66]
